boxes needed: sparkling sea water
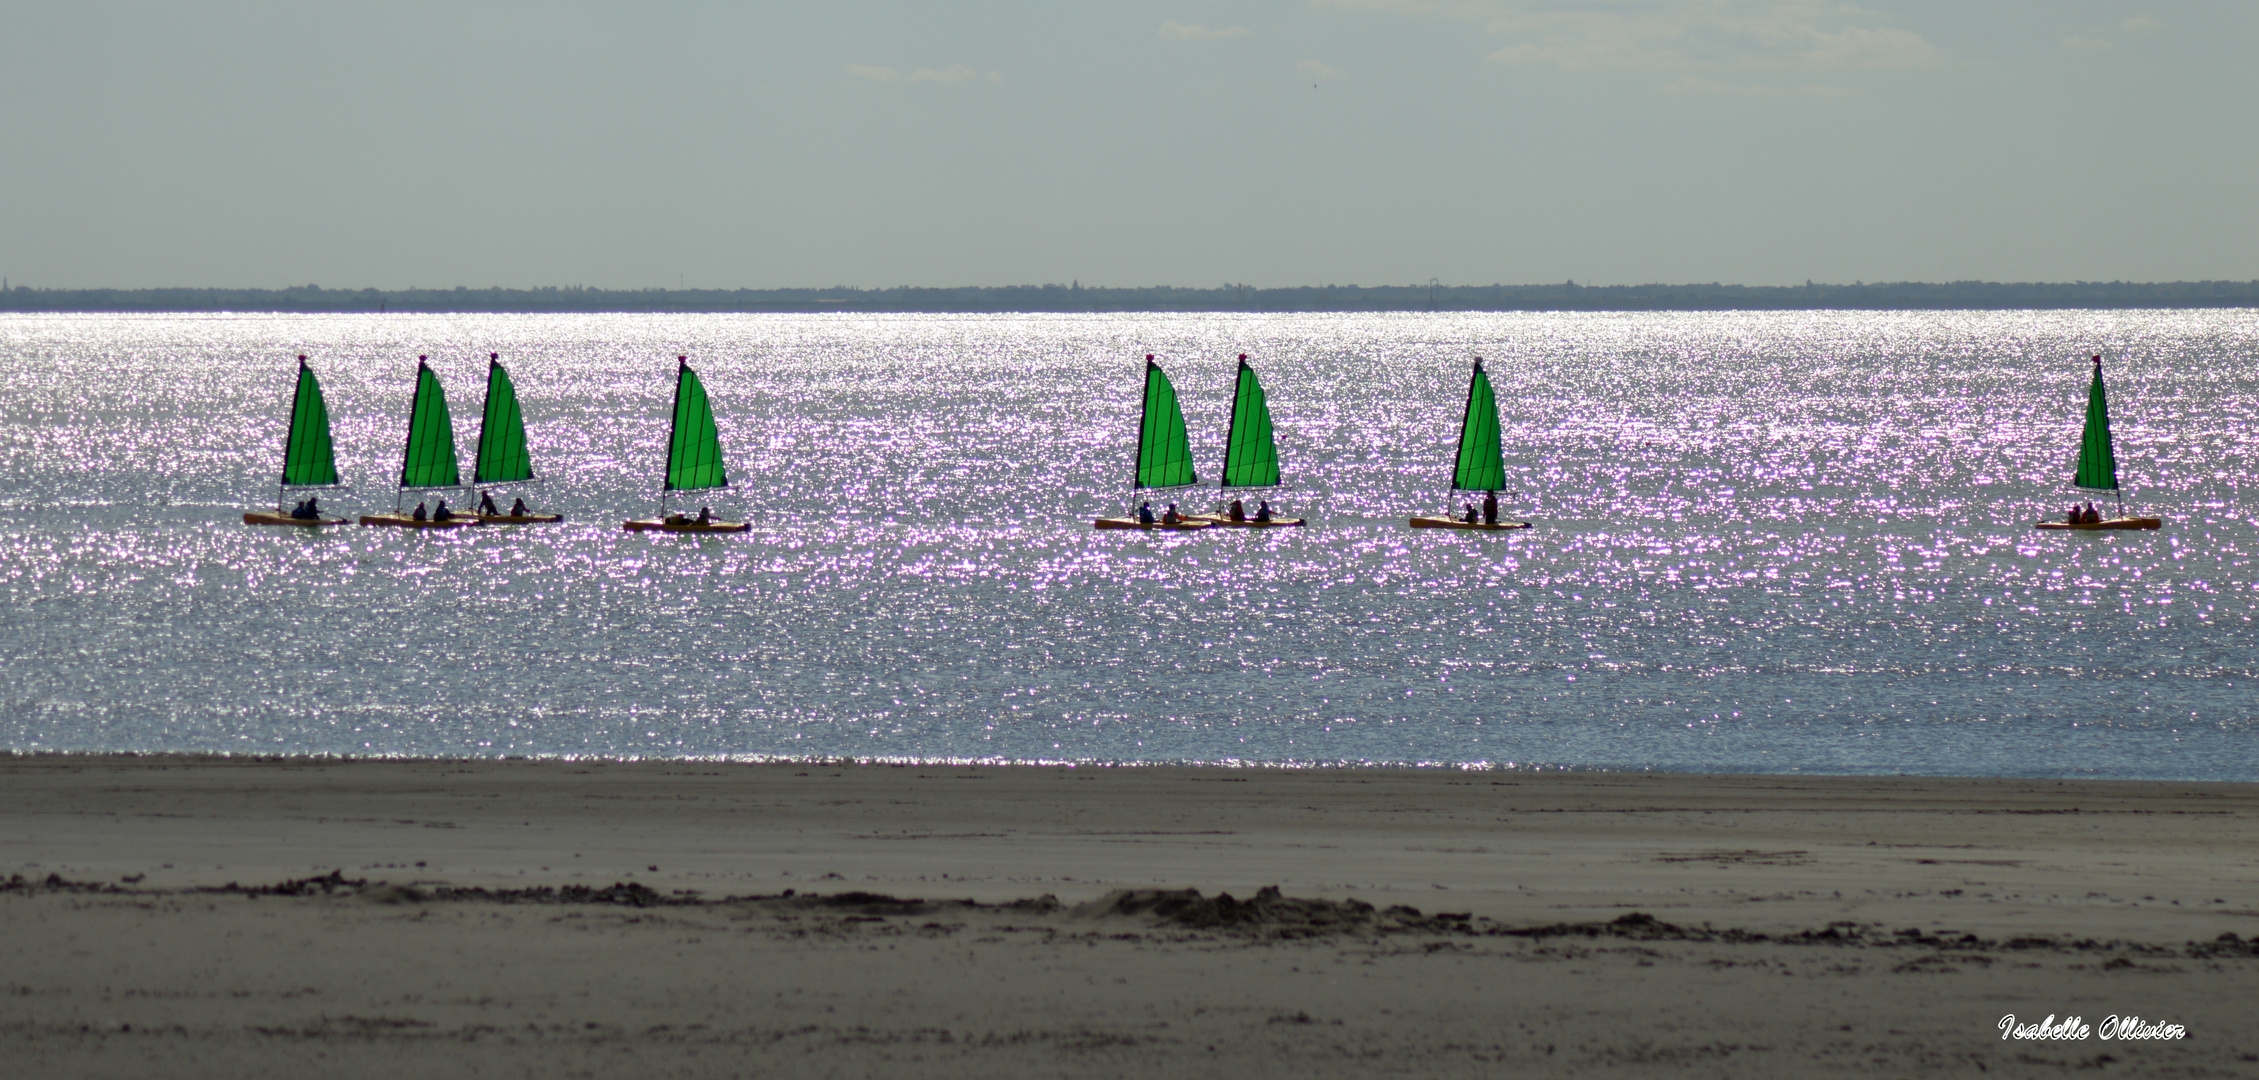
[2,310,2255,779]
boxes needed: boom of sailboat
[244,349,2173,536]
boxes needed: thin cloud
[1326,1,1941,74]
[1160,21,1251,40]
[1298,58,1340,80]
[846,64,997,84]
[2062,14,2163,51]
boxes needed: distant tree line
[5,279,2258,314]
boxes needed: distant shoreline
[6,279,2259,314]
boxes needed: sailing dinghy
[1191,354,1304,527]
[243,355,350,526]
[2034,354,2163,531]
[624,357,750,533]
[1409,357,1531,531]
[1094,355,1212,530]
[360,357,481,529]
[463,352,562,523]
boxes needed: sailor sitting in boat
[432,499,455,523]
[696,506,711,525]
[1137,501,1155,525]
[1228,498,1246,522]
[411,502,428,521]
[289,498,318,520]
[1162,503,1182,525]
[1462,502,1478,524]
[510,496,529,517]
[478,490,499,516]
[1255,500,1272,523]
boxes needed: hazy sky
[3,1,2253,289]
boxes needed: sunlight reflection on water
[1,310,2255,778]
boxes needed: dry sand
[3,755,2256,1077]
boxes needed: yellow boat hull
[243,512,346,527]
[624,519,750,533]
[360,515,481,530]
[2034,518,2162,531]
[464,512,564,524]
[1409,517,1531,531]
[1094,517,1211,531]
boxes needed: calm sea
[2,311,2254,779]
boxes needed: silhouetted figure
[1229,498,1246,522]
[1463,502,1477,524]
[1483,491,1497,526]
[511,496,529,517]
[1138,501,1155,525]
[478,490,499,515]
[1162,503,1181,525]
[411,502,428,522]
[1255,500,1272,523]
[432,500,454,523]
[696,506,711,525]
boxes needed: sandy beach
[4,755,2256,1077]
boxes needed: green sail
[1451,358,1506,492]
[474,353,534,485]
[398,358,463,490]
[280,357,340,488]
[665,357,729,492]
[1219,354,1279,488]
[2073,355,2119,492]
[1135,356,1197,489]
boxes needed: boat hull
[1188,516,1305,528]
[464,512,564,524]
[624,519,751,533]
[1409,517,1531,531]
[1094,517,1211,531]
[2034,518,2162,531]
[243,512,347,527]
[359,515,481,530]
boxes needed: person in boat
[478,490,499,516]
[289,498,315,520]
[1255,500,1272,523]
[1229,498,1246,522]
[1463,502,1478,524]
[1162,503,1181,525]
[2067,504,2082,525]
[1482,491,1498,526]
[696,506,711,525]
[432,499,454,523]
[1137,501,1155,525]
[665,512,688,526]
[411,502,428,522]
[2086,503,2103,524]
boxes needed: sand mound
[1074,886,1425,936]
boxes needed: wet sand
[4,755,2256,1077]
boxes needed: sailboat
[1094,355,1212,530]
[360,356,481,529]
[243,355,350,526]
[1192,354,1304,527]
[1409,357,1531,530]
[2034,353,2163,531]
[624,356,750,533]
[463,352,562,523]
